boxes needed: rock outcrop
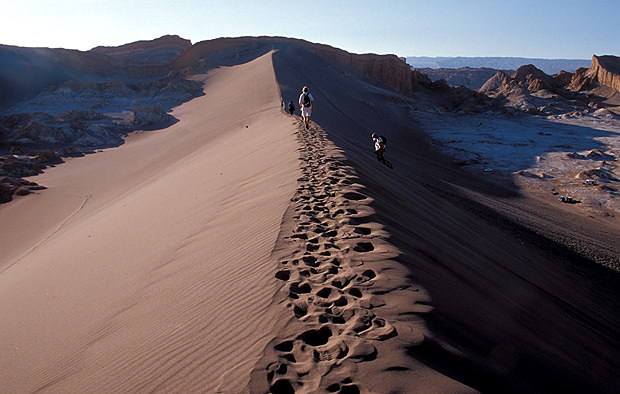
[590,55,620,92]
[90,35,192,64]
[490,55,620,95]
[480,61,611,97]
[476,55,620,116]
[133,106,178,130]
[566,55,620,93]
[0,111,126,148]
[553,70,573,87]
[443,55,620,117]
[0,176,45,203]
[0,150,59,203]
[568,67,597,91]
[508,64,555,92]
[485,64,585,96]
[475,56,620,120]
[418,67,514,90]
[479,70,511,93]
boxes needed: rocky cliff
[567,55,620,92]
[590,55,620,92]
[293,39,451,95]
[308,42,417,94]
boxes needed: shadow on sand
[273,43,620,392]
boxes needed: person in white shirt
[298,86,314,129]
[371,132,392,168]
[372,132,385,160]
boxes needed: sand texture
[0,52,299,392]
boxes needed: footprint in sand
[353,227,371,235]
[289,282,311,294]
[353,242,374,252]
[342,192,367,201]
[269,379,295,394]
[299,326,332,346]
[275,269,290,281]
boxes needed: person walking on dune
[298,86,314,129]
[288,100,296,115]
[371,132,393,168]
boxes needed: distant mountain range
[406,57,591,75]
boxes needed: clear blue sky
[1,0,618,59]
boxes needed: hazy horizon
[0,33,599,61]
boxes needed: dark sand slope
[248,45,620,392]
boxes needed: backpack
[303,93,311,107]
[380,135,387,145]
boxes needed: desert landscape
[1,35,620,393]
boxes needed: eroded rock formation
[480,55,620,98]
[476,55,620,116]
[417,67,513,90]
[90,35,191,64]
[309,43,416,94]
[590,55,620,92]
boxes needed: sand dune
[1,40,620,394]
[270,44,620,392]
[0,51,299,392]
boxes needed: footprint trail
[249,121,447,393]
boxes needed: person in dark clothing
[288,100,295,115]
